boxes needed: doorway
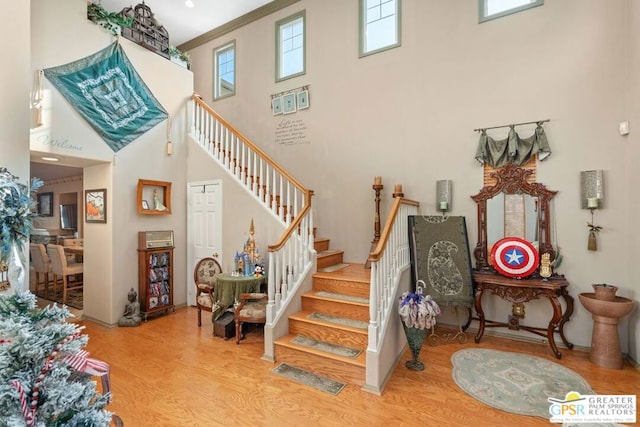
[187,180,222,306]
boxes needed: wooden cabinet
[138,243,174,321]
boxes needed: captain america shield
[491,237,539,279]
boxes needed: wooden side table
[473,272,574,359]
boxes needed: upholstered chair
[29,243,52,297]
[47,244,83,305]
[234,292,267,344]
[193,257,222,326]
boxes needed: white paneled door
[187,180,222,306]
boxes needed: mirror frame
[470,163,557,273]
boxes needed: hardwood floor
[81,307,639,427]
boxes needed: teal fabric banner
[44,42,168,152]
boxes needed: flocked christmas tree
[0,291,112,426]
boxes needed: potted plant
[398,281,441,371]
[169,46,191,69]
[87,2,133,36]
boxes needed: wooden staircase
[273,235,371,388]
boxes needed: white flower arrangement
[398,281,441,330]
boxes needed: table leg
[558,290,574,349]
[547,295,563,359]
[474,287,486,343]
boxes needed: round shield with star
[490,237,539,279]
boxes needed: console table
[473,272,574,359]
[212,274,265,321]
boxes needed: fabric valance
[475,124,551,168]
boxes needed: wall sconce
[436,180,452,215]
[580,170,604,251]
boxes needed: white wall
[30,0,194,324]
[188,0,639,359]
[0,2,31,295]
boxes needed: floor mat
[35,287,83,310]
[272,363,346,396]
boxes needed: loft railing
[189,94,315,328]
[366,196,419,351]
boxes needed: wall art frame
[85,188,107,223]
[297,89,309,110]
[37,192,54,217]
[272,96,283,115]
[282,92,296,114]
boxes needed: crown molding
[177,0,301,52]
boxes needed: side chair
[29,243,52,298]
[234,292,267,344]
[193,257,222,326]
[47,244,83,305]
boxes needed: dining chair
[193,257,223,326]
[234,292,267,344]
[29,243,52,298]
[47,244,83,305]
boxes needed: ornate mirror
[470,163,557,273]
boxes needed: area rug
[451,348,594,418]
[35,288,83,310]
[272,363,346,396]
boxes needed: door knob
[212,252,219,258]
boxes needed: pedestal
[589,314,625,369]
[579,292,635,370]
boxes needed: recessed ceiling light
[41,157,59,162]
[185,0,194,8]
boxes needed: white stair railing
[367,197,420,351]
[189,94,314,330]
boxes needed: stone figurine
[118,288,142,327]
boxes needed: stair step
[312,263,370,298]
[314,237,330,252]
[280,334,365,364]
[302,291,369,322]
[275,334,366,387]
[317,249,344,270]
[288,311,368,348]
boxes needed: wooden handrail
[192,94,308,191]
[192,93,313,253]
[368,197,420,262]
[268,189,314,252]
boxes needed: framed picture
[37,192,54,217]
[297,90,310,110]
[272,96,283,115]
[85,188,107,223]
[142,200,150,210]
[282,93,296,114]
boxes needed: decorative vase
[7,242,27,291]
[592,283,618,301]
[402,324,428,371]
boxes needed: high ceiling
[31,0,275,180]
[100,0,273,46]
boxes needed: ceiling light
[185,0,194,8]
[41,157,59,162]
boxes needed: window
[479,0,543,23]
[213,41,235,100]
[276,11,305,82]
[360,0,401,57]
